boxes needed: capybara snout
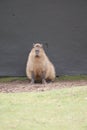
[26,43,56,84]
[35,49,39,56]
[33,43,43,57]
[35,47,40,56]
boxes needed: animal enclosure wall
[0,0,87,76]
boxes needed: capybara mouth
[35,55,40,57]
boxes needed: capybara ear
[40,43,43,47]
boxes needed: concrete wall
[0,0,87,76]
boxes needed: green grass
[0,86,87,130]
[0,75,87,83]
[56,75,87,81]
[0,77,27,82]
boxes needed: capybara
[26,43,56,84]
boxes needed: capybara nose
[35,49,39,55]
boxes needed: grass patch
[0,75,87,83]
[0,86,87,130]
[0,77,27,83]
[56,75,87,81]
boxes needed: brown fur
[26,43,56,83]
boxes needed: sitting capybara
[26,43,56,84]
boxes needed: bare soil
[0,80,87,93]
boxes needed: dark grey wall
[0,0,87,76]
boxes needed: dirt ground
[0,80,87,93]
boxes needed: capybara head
[32,43,44,57]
